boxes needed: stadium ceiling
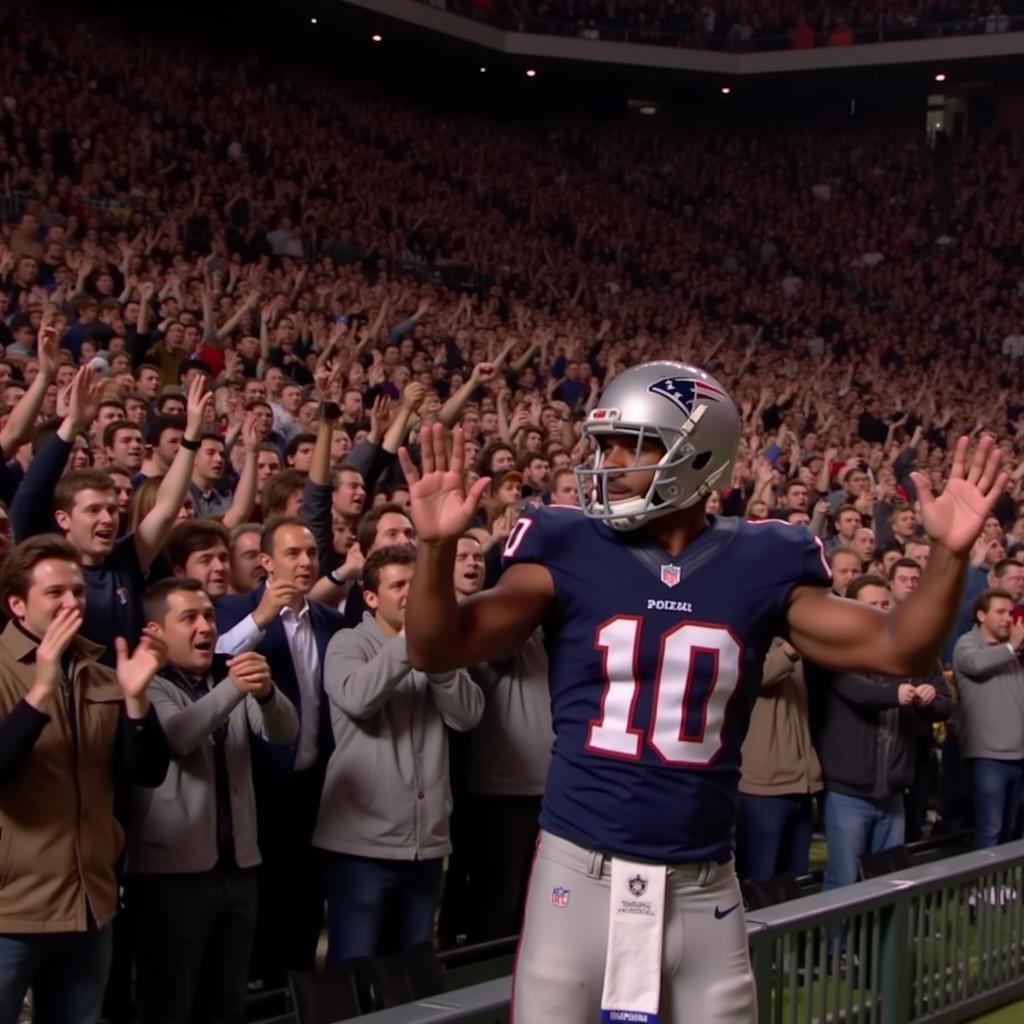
[338,0,1024,76]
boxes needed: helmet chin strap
[679,403,707,437]
[605,495,653,531]
[582,403,715,530]
[606,445,719,533]
[606,486,703,531]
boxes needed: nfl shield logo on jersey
[628,874,648,897]
[551,886,571,908]
[661,564,681,588]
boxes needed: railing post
[749,935,773,1023]
[879,895,911,1024]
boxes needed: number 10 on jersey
[587,617,742,767]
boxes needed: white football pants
[512,830,757,1024]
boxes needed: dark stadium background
[43,0,1018,132]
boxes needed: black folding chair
[858,844,912,881]
[287,963,364,1024]
[360,942,446,1010]
[742,871,802,911]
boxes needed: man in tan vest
[0,535,169,1024]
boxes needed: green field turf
[970,1001,1024,1023]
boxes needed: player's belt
[600,858,666,1024]
[539,830,727,882]
[585,847,723,884]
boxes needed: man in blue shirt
[12,370,212,665]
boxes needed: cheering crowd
[428,0,1021,50]
[2,2,1024,1023]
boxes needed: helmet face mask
[575,424,699,531]
[575,361,740,532]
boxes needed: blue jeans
[822,791,905,891]
[324,854,444,967]
[736,793,814,882]
[970,757,1024,850]
[0,925,112,1024]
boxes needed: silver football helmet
[575,360,740,531]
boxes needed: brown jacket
[740,638,823,797]
[0,621,168,932]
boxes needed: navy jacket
[215,585,346,777]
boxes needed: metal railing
[346,839,1024,1023]
[749,841,1024,1024]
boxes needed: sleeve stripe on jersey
[812,533,832,580]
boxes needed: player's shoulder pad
[737,517,832,587]
[738,516,812,547]
[501,503,586,566]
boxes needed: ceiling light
[371,33,383,42]
[526,68,537,78]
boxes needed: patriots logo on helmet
[648,376,725,414]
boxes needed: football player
[398,361,1005,1024]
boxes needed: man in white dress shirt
[214,516,346,987]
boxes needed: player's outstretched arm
[786,435,1008,676]
[399,425,553,672]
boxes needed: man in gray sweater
[953,587,1024,849]
[127,578,298,1024]
[314,545,483,966]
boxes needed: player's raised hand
[911,435,1008,556]
[397,424,490,544]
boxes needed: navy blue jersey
[503,506,831,864]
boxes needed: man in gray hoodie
[953,587,1024,849]
[314,545,483,966]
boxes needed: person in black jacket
[813,574,954,891]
